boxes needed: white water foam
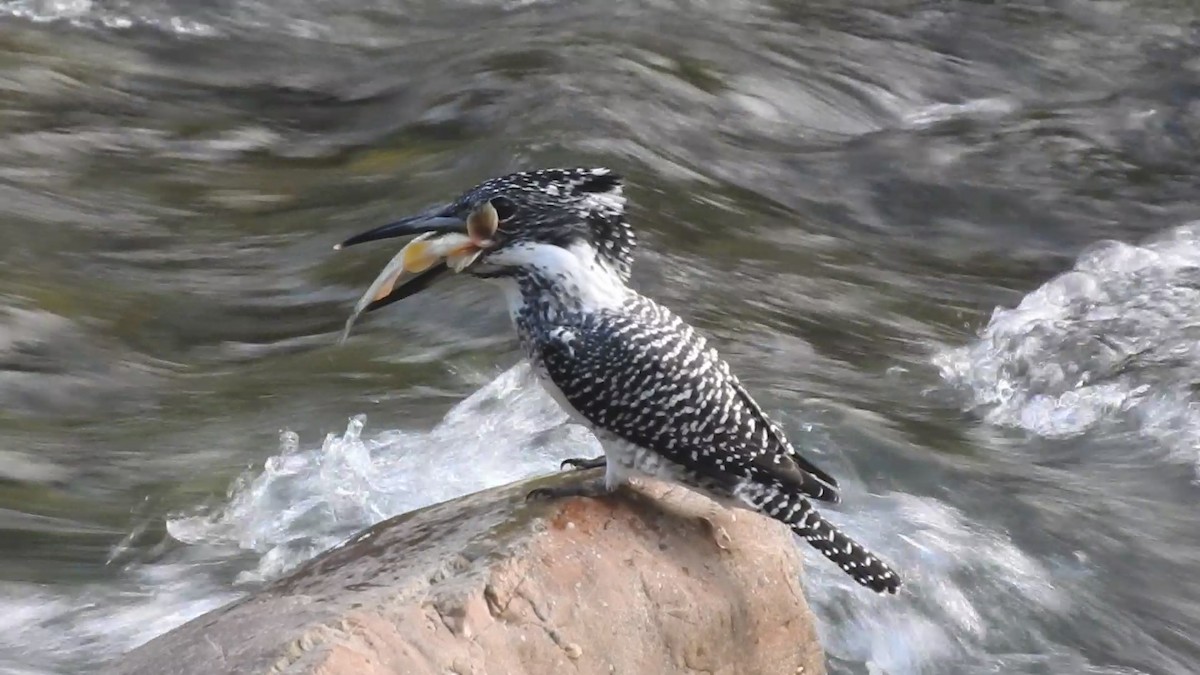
[151,359,1073,675]
[901,97,1018,129]
[935,222,1200,473]
[800,490,1082,675]
[0,569,237,675]
[2,363,598,674]
[166,362,599,585]
[6,361,1117,674]
[152,358,1081,675]
[0,0,217,35]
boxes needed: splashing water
[0,568,238,675]
[4,358,1159,675]
[13,233,1195,674]
[935,222,1200,473]
[10,224,1197,675]
[2,363,604,675]
[0,0,217,34]
[161,362,1083,675]
[4,363,600,673]
[166,363,600,584]
[799,489,1093,675]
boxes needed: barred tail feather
[793,507,901,594]
[739,483,902,595]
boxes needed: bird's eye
[489,196,517,222]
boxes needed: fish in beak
[334,201,500,343]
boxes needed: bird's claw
[699,510,735,552]
[559,455,606,471]
[702,518,733,552]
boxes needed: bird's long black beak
[334,205,467,250]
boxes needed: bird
[335,167,902,595]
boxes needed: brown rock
[104,470,826,675]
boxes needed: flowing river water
[2,0,1200,673]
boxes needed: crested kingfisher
[335,168,902,595]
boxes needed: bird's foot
[559,455,606,471]
[526,477,610,501]
[699,509,736,553]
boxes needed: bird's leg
[559,455,606,471]
[526,477,610,501]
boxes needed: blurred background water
[2,0,1200,673]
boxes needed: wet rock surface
[103,469,824,675]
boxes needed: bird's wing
[536,302,840,503]
[724,369,840,491]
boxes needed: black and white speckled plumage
[441,168,636,282]
[528,293,841,501]
[510,272,901,594]
[386,167,902,594]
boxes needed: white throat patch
[486,241,630,318]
